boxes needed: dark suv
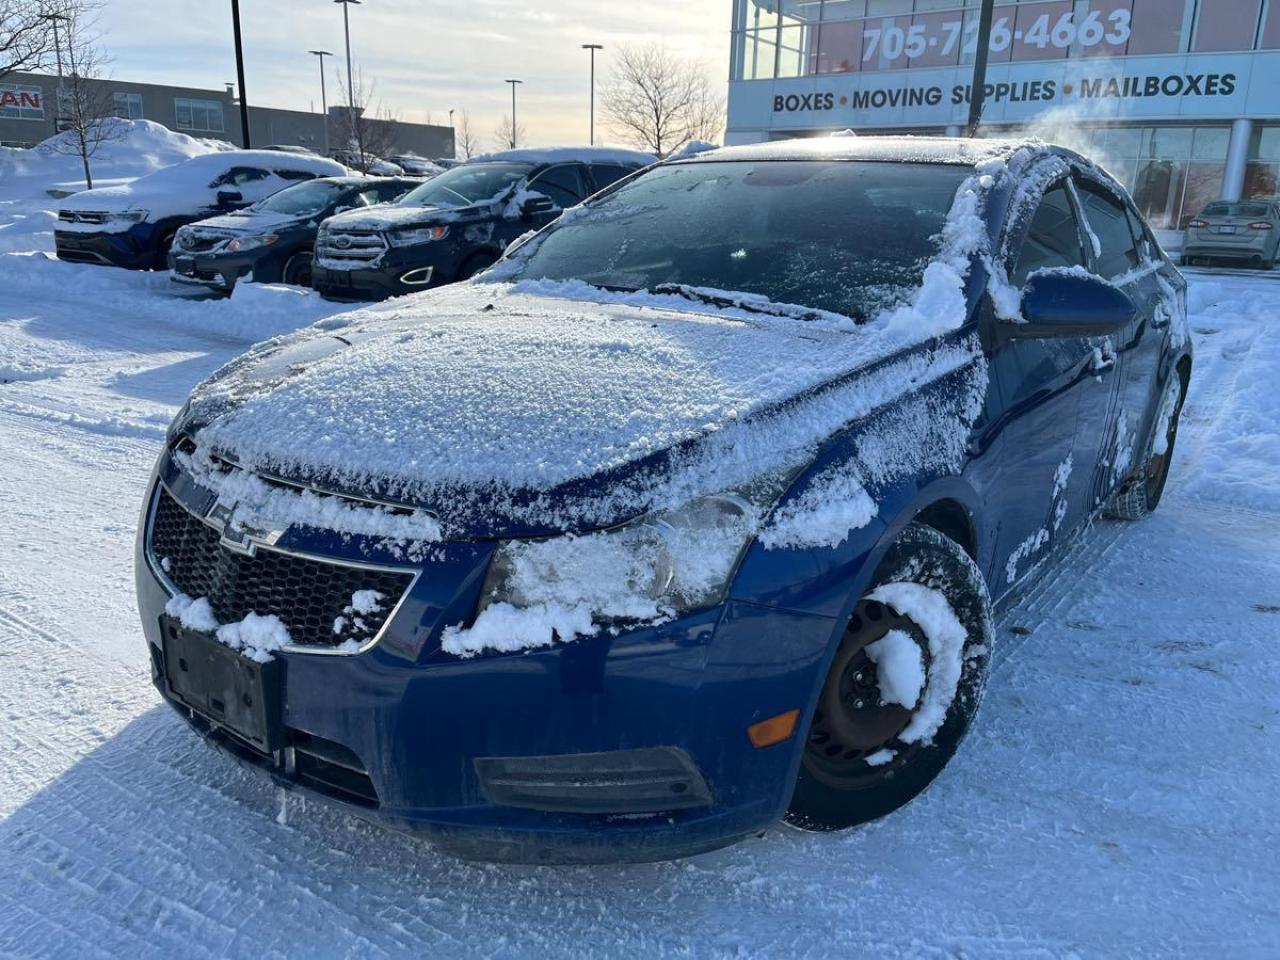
[168,176,417,293]
[310,148,654,300]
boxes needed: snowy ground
[1,229,1279,952]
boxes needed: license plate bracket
[1217,225,1237,235]
[161,617,283,754]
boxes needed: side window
[211,166,270,188]
[375,182,411,203]
[1076,181,1142,279]
[590,164,633,192]
[1013,182,1087,286]
[1124,205,1156,262]
[527,164,586,209]
[275,168,317,182]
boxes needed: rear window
[1202,202,1271,218]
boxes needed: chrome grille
[148,487,414,651]
[57,210,110,224]
[316,228,388,267]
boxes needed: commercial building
[0,72,454,160]
[726,0,1280,241]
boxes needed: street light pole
[230,0,252,147]
[582,44,603,146]
[966,0,996,138]
[309,50,333,153]
[504,79,523,149]
[39,12,69,137]
[334,0,362,164]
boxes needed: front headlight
[110,210,149,224]
[385,224,449,247]
[479,493,761,623]
[226,233,279,252]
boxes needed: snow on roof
[678,135,1047,167]
[470,146,657,166]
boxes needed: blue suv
[137,138,1191,863]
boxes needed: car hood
[178,280,978,539]
[323,202,486,232]
[58,183,147,214]
[185,209,310,237]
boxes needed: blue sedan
[136,137,1191,863]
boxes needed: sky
[96,0,731,151]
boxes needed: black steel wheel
[282,251,314,288]
[787,523,993,832]
[1108,372,1186,521]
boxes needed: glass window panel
[821,0,868,21]
[815,18,864,72]
[1013,183,1087,286]
[1145,127,1194,159]
[1132,158,1188,229]
[1192,127,1231,160]
[1125,0,1188,55]
[778,22,810,77]
[1193,0,1261,51]
[1263,0,1280,47]
[1179,162,1226,228]
[1251,127,1280,161]
[1009,1,1075,62]
[1077,183,1142,277]
[866,0,912,14]
[1101,126,1144,158]
[909,10,966,68]
[1244,162,1280,198]
[175,100,192,127]
[1078,0,1135,59]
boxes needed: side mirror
[520,195,556,219]
[217,189,244,208]
[1016,271,1136,338]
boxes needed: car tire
[786,522,993,832]
[1108,371,1186,521]
[282,251,314,288]
[457,253,497,281]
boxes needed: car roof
[676,135,1054,167]
[470,147,658,167]
[312,175,416,188]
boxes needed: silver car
[1182,200,1280,269]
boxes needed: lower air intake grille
[149,486,413,650]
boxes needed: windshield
[508,160,972,320]
[399,162,534,209]
[252,179,346,216]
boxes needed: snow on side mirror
[1016,270,1136,339]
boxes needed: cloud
[98,0,728,150]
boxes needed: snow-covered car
[310,147,655,300]
[55,151,347,270]
[138,137,1192,863]
[386,154,445,178]
[329,150,405,177]
[168,176,418,293]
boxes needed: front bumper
[55,227,157,269]
[135,467,837,863]
[312,243,467,301]
[168,248,259,291]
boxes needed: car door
[1073,176,1159,506]
[987,176,1101,593]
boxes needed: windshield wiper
[650,283,860,325]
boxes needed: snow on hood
[322,203,462,231]
[185,209,310,236]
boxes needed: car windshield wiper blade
[649,283,860,325]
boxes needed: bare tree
[333,68,402,171]
[602,43,722,156]
[0,0,55,81]
[492,114,526,152]
[42,7,120,189]
[456,108,478,159]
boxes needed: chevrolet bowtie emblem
[206,502,285,557]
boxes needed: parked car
[329,149,405,176]
[310,147,654,300]
[387,154,445,178]
[260,144,318,155]
[139,137,1191,864]
[167,176,418,293]
[55,151,347,269]
[1181,199,1280,268]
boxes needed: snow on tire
[787,522,993,831]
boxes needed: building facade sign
[0,83,45,121]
